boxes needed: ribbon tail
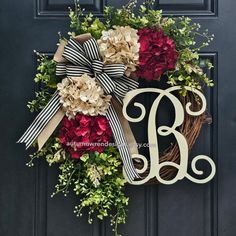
[111,98,139,155]
[37,108,65,150]
[17,91,62,150]
[106,105,140,183]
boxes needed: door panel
[1,0,235,235]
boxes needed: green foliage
[26,137,64,167]
[51,147,128,235]
[160,16,214,94]
[27,90,51,112]
[68,2,106,39]
[68,0,214,95]
[167,48,214,96]
[103,0,162,29]
[27,52,59,112]
[34,52,58,88]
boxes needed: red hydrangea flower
[58,114,113,159]
[137,28,177,80]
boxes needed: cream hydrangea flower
[98,26,139,77]
[57,74,111,119]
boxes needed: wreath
[17,0,214,235]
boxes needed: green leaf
[80,154,90,162]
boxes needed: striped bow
[56,37,138,105]
[18,35,141,183]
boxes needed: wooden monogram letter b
[123,86,216,185]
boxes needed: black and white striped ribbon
[107,106,140,180]
[18,37,140,182]
[17,91,61,149]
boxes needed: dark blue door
[0,0,235,235]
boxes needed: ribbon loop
[63,45,92,68]
[67,38,85,54]
[83,38,101,61]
